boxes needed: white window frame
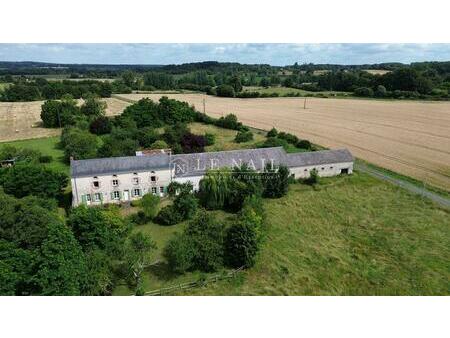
[85,194,92,202]
[112,179,119,187]
[151,187,157,194]
[94,193,101,202]
[159,186,164,193]
[92,180,100,189]
[133,177,139,185]
[133,188,141,197]
[113,191,120,200]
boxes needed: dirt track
[117,93,450,190]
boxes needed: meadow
[116,93,450,190]
[114,172,449,296]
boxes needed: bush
[140,193,160,221]
[155,205,183,226]
[180,133,206,153]
[277,132,299,145]
[262,165,290,198]
[89,116,112,135]
[215,114,242,130]
[258,137,288,149]
[204,133,215,146]
[297,139,312,150]
[150,140,169,150]
[225,222,259,268]
[163,234,195,274]
[234,130,254,143]
[267,128,278,138]
[305,168,319,185]
[38,155,53,163]
[375,85,387,97]
[216,84,235,97]
[354,87,374,97]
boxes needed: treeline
[0,78,113,101]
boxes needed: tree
[125,232,156,293]
[140,193,160,220]
[163,234,195,274]
[204,133,215,146]
[305,168,319,185]
[40,96,80,128]
[67,205,128,255]
[216,84,235,97]
[267,127,278,138]
[180,132,206,153]
[263,165,290,198]
[0,163,68,200]
[375,85,387,97]
[297,139,312,150]
[150,140,169,150]
[228,75,243,92]
[80,95,106,118]
[198,169,231,210]
[97,135,137,158]
[35,221,86,295]
[62,128,98,162]
[354,87,374,97]
[225,222,259,268]
[89,116,112,135]
[137,127,159,148]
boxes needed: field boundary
[142,267,244,296]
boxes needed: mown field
[114,172,449,296]
[115,93,450,191]
[0,97,129,142]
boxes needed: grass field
[0,136,68,173]
[113,172,449,296]
[116,93,450,191]
[174,172,449,295]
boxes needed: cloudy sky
[0,44,449,66]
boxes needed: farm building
[70,147,353,207]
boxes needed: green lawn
[172,172,449,295]
[0,136,68,173]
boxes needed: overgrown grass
[172,172,449,295]
[243,86,351,97]
[0,136,68,173]
[189,122,266,152]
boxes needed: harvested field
[0,97,132,142]
[116,93,450,190]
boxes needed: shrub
[234,130,254,143]
[155,205,183,226]
[163,234,195,274]
[354,87,374,97]
[277,132,299,145]
[150,140,169,150]
[262,165,290,198]
[267,127,278,138]
[89,116,112,135]
[215,114,242,130]
[375,85,387,97]
[216,84,235,97]
[173,192,198,220]
[305,168,319,185]
[297,139,312,150]
[140,194,160,221]
[258,137,288,149]
[225,222,259,268]
[38,155,53,163]
[180,132,206,153]
[204,133,215,146]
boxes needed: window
[113,191,120,200]
[150,175,156,182]
[94,193,101,202]
[112,179,119,186]
[304,168,308,172]
[85,194,91,202]
[330,166,334,169]
[159,186,164,193]
[133,177,139,185]
[151,187,157,194]
[133,188,141,197]
[321,167,325,171]
[93,181,100,188]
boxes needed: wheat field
[117,93,450,190]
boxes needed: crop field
[116,93,450,190]
[0,97,130,142]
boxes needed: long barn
[70,147,353,207]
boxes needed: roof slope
[286,149,353,167]
[71,154,170,178]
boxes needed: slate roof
[70,147,353,178]
[70,154,170,178]
[172,147,287,177]
[286,149,353,167]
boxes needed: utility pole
[303,98,307,109]
[203,98,206,115]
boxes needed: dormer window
[112,179,119,187]
[150,171,157,182]
[133,177,139,185]
[92,177,100,189]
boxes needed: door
[340,168,349,174]
[123,190,130,201]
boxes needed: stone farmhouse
[70,147,353,207]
